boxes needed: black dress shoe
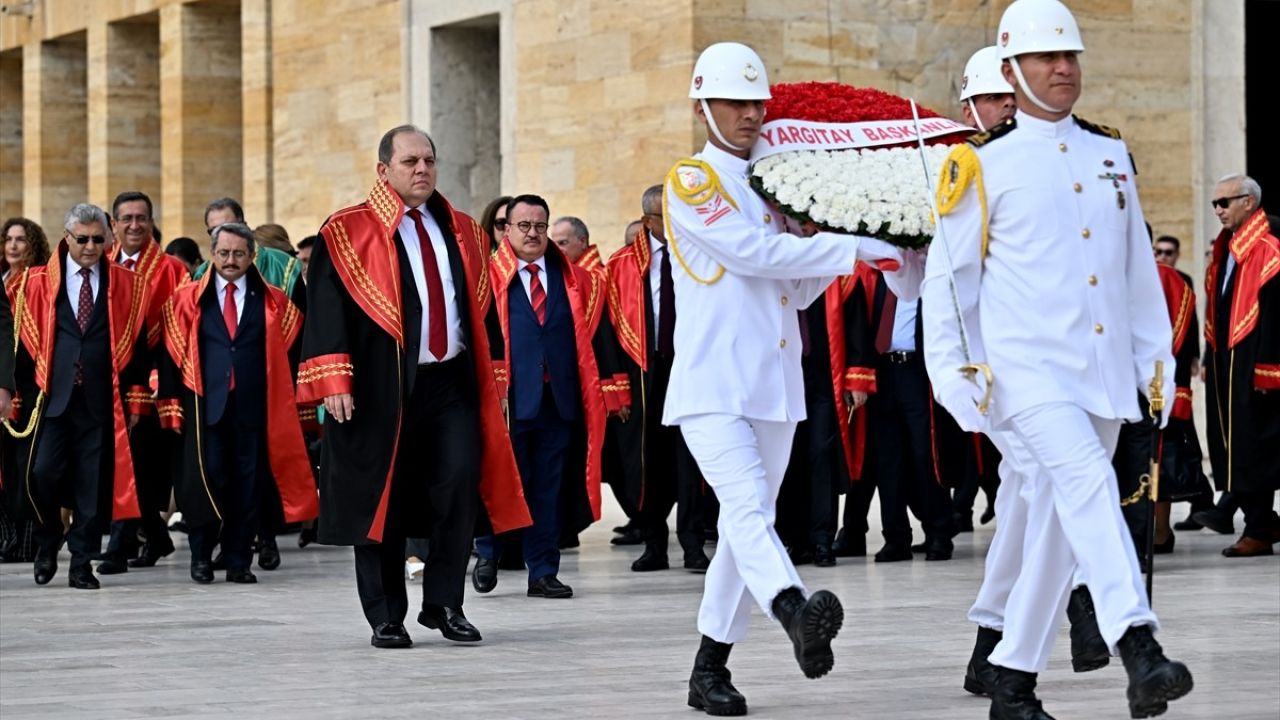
[1190,508,1235,535]
[1117,625,1193,718]
[96,555,129,575]
[33,548,58,586]
[559,534,580,550]
[418,605,482,642]
[527,575,573,599]
[610,526,644,546]
[813,544,837,567]
[472,557,498,593]
[771,587,843,679]
[873,544,912,563]
[211,550,227,571]
[1152,532,1175,555]
[257,537,281,570]
[980,503,996,525]
[925,539,954,562]
[128,541,174,568]
[297,527,317,548]
[370,622,413,649]
[226,568,258,584]
[964,626,1002,696]
[684,550,711,573]
[831,529,866,557]
[989,666,1056,719]
[688,635,748,716]
[1172,515,1202,531]
[910,541,927,553]
[68,568,100,590]
[953,512,975,533]
[787,546,814,566]
[1066,586,1110,672]
[190,560,214,584]
[632,546,670,572]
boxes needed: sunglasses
[494,219,508,230]
[1154,249,1176,256]
[1210,194,1247,210]
[69,234,107,245]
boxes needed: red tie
[875,287,898,354]
[223,284,238,390]
[123,258,136,270]
[74,268,92,385]
[526,265,546,325]
[406,208,449,361]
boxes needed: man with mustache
[923,1,1193,717]
[11,203,150,589]
[155,222,318,584]
[664,41,910,716]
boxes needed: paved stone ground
[1,498,1277,720]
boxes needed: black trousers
[638,354,707,557]
[1238,490,1280,541]
[952,433,1000,518]
[189,392,264,572]
[355,358,479,628]
[778,389,844,550]
[870,353,957,547]
[106,415,176,559]
[30,387,109,571]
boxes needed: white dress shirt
[214,274,247,324]
[397,204,465,363]
[119,249,142,269]
[648,232,667,335]
[64,259,100,308]
[889,296,918,353]
[516,255,550,304]
[922,110,1174,427]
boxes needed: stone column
[241,0,272,226]
[88,15,161,214]
[23,33,88,234]
[0,50,22,220]
[159,1,243,244]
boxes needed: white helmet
[960,46,1014,101]
[689,42,771,100]
[997,0,1085,60]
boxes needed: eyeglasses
[115,214,151,225]
[68,234,107,245]
[1153,249,1176,257]
[514,221,549,236]
[1210,194,1248,210]
[493,219,508,230]
[213,249,249,260]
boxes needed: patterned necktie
[657,243,676,356]
[76,267,93,333]
[223,283,238,391]
[875,286,898,354]
[123,258,136,271]
[406,208,448,360]
[527,265,546,325]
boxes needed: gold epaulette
[966,117,1016,148]
[1073,115,1122,140]
[936,144,991,260]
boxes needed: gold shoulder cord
[663,160,742,286]
[936,144,990,260]
[4,271,44,439]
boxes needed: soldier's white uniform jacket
[662,142,897,426]
[922,110,1173,427]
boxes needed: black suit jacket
[200,274,268,427]
[47,265,112,420]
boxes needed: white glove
[882,247,927,303]
[852,235,904,266]
[1141,364,1176,429]
[935,376,990,433]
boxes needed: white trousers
[681,414,805,644]
[984,403,1158,673]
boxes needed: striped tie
[527,265,546,325]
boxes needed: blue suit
[477,260,579,582]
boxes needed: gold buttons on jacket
[1088,275,1098,286]
[781,296,789,306]
[1081,228,1091,239]
[1073,183,1082,193]
[779,339,788,348]
[1059,143,1068,152]
[1095,323,1105,334]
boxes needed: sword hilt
[1148,360,1165,418]
[960,363,994,416]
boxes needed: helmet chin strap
[1008,57,1067,115]
[967,99,987,132]
[700,99,747,152]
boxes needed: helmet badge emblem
[1000,31,1009,46]
[1055,27,1064,34]
[743,63,759,81]
[961,76,969,90]
[694,75,703,90]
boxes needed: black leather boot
[964,626,1002,696]
[771,587,843,679]
[988,666,1056,720]
[1117,625,1193,718]
[1066,586,1110,672]
[687,635,747,716]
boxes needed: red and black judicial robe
[491,238,625,531]
[155,267,319,527]
[1204,207,1280,493]
[1158,264,1199,423]
[11,244,150,523]
[827,262,879,483]
[299,181,530,544]
[111,239,190,352]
